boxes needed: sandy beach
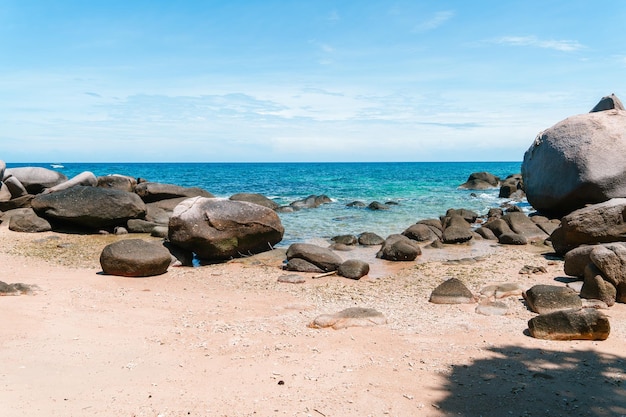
[1,225,625,417]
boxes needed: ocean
[5,161,525,246]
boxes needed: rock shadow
[436,345,626,416]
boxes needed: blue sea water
[6,162,524,246]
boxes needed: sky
[1,1,625,163]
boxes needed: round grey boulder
[522,97,626,215]
[100,239,171,277]
[337,259,370,280]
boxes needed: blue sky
[1,1,625,163]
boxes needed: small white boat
[50,164,65,169]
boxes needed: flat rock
[528,308,610,340]
[523,285,582,314]
[475,301,509,316]
[309,307,387,330]
[480,282,524,299]
[277,274,306,284]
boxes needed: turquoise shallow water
[6,161,524,246]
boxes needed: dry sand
[1,225,625,417]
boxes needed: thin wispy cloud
[413,10,454,32]
[494,36,584,52]
[327,10,340,22]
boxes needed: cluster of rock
[0,162,286,277]
[459,171,525,200]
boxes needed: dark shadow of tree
[436,345,626,417]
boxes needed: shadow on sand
[436,345,626,416]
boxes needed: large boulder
[31,186,146,229]
[134,182,213,203]
[100,239,171,277]
[168,197,284,261]
[4,167,68,194]
[550,199,626,255]
[522,96,626,216]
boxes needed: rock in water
[522,95,626,216]
[528,308,610,340]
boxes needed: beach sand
[1,225,625,417]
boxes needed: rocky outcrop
[522,95,626,216]
[99,239,171,277]
[168,197,284,261]
[31,186,146,229]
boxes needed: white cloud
[494,36,584,52]
[413,11,455,32]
